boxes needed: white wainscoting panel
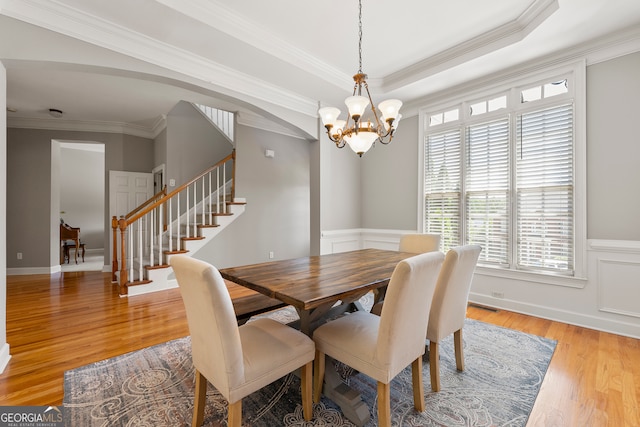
[321,229,415,255]
[597,259,640,318]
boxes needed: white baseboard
[470,293,640,340]
[7,266,60,275]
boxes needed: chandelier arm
[361,79,383,129]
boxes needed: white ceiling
[1,0,640,139]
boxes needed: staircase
[112,150,244,296]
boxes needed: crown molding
[405,23,640,114]
[0,0,319,118]
[7,116,158,139]
[382,0,559,92]
[155,0,349,90]
[236,111,309,141]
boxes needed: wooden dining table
[219,247,415,426]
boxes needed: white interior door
[109,171,153,268]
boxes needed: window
[422,70,582,278]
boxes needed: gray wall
[586,52,640,240]
[154,127,167,174]
[362,115,420,231]
[165,101,233,189]
[193,124,311,268]
[360,52,640,242]
[60,145,104,250]
[6,128,153,269]
[319,133,362,231]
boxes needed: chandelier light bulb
[378,99,402,121]
[318,107,341,127]
[345,96,370,120]
[344,131,379,157]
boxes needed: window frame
[418,61,587,286]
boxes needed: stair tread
[165,250,189,255]
[145,264,170,270]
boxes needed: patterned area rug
[64,308,556,426]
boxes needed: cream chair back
[398,233,441,254]
[170,255,244,396]
[376,251,445,379]
[427,245,482,342]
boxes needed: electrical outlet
[17,252,22,260]
[269,251,274,259]
[491,291,504,299]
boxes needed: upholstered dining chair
[312,251,445,427]
[370,232,442,316]
[399,233,441,254]
[426,244,482,392]
[170,256,316,427]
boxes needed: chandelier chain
[358,0,363,74]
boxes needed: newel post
[118,217,129,295]
[111,216,119,282]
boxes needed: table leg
[293,296,372,426]
[322,358,371,426]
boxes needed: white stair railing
[112,151,236,295]
[195,104,235,142]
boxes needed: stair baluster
[112,150,239,295]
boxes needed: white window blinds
[424,130,461,250]
[466,119,510,266]
[516,104,574,273]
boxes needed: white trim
[321,230,640,339]
[0,0,318,118]
[589,239,640,253]
[6,116,162,139]
[469,292,640,340]
[418,60,587,279]
[0,343,11,374]
[236,111,308,141]
[7,266,61,275]
[383,0,559,91]
[474,265,587,289]
[155,0,348,90]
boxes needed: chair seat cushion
[230,318,315,402]
[313,311,393,383]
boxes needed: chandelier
[318,0,402,157]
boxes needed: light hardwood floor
[1,270,639,426]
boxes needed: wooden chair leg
[313,350,325,403]
[429,341,441,392]
[228,400,242,427]
[192,369,207,427]
[301,361,313,421]
[411,357,425,412]
[377,381,391,427]
[454,329,465,371]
